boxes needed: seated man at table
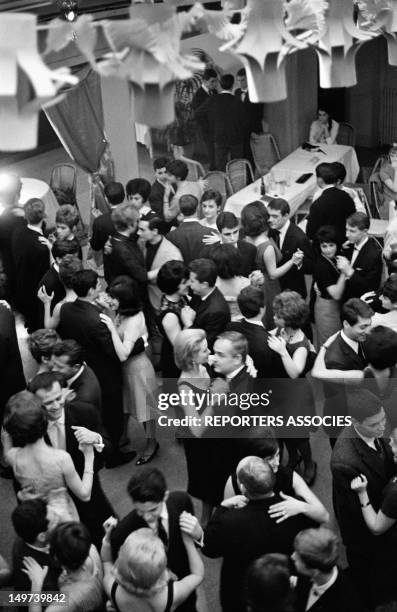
[306,163,355,243]
[267,199,313,299]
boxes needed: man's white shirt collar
[226,364,245,381]
[244,318,265,327]
[201,287,216,302]
[278,219,290,249]
[312,184,335,202]
[354,426,377,450]
[27,224,43,235]
[67,364,85,387]
[340,330,359,354]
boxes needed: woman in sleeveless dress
[174,328,232,525]
[22,522,104,612]
[223,429,329,525]
[4,394,95,523]
[99,276,159,465]
[156,261,192,382]
[101,522,204,612]
[241,202,302,329]
[268,291,318,486]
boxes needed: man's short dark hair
[127,467,167,503]
[126,178,151,202]
[315,163,336,185]
[179,194,199,217]
[24,198,45,224]
[237,457,275,498]
[52,339,84,367]
[237,285,265,318]
[363,326,397,370]
[294,527,339,573]
[153,156,170,171]
[216,211,239,232]
[237,68,246,78]
[189,258,218,287]
[28,329,60,364]
[245,553,294,612]
[4,391,47,447]
[51,239,80,260]
[28,371,63,395]
[12,499,48,544]
[346,211,370,231]
[332,162,347,183]
[201,189,222,209]
[141,213,168,235]
[104,182,125,205]
[347,388,384,423]
[50,522,91,571]
[166,160,188,181]
[59,255,83,289]
[71,270,98,297]
[267,198,290,217]
[203,68,217,81]
[341,298,373,326]
[157,261,189,295]
[220,74,234,90]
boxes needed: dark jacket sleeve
[115,241,148,285]
[203,506,230,558]
[298,231,314,275]
[345,246,383,296]
[306,203,321,241]
[196,309,230,350]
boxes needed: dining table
[224,144,360,219]
[19,177,59,227]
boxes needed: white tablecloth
[224,144,360,218]
[20,178,59,227]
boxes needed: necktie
[48,420,65,450]
[241,91,246,102]
[273,231,281,248]
[375,439,383,454]
[157,518,168,548]
[358,343,366,363]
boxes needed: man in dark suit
[235,67,264,162]
[195,73,248,171]
[167,195,211,265]
[293,526,361,612]
[314,298,373,443]
[188,258,231,350]
[0,302,25,423]
[103,203,152,296]
[0,174,24,304]
[203,457,314,612]
[149,156,173,221]
[226,286,279,383]
[200,211,257,277]
[89,181,125,253]
[58,269,137,468]
[51,339,102,413]
[267,199,314,298]
[191,68,218,170]
[37,239,81,324]
[11,198,50,332]
[111,467,203,612]
[331,390,394,605]
[336,212,383,301]
[11,499,60,595]
[306,163,356,242]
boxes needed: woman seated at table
[309,108,339,145]
[379,144,397,219]
[209,243,250,320]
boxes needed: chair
[343,183,372,218]
[180,156,205,181]
[203,171,233,206]
[250,132,281,178]
[50,163,77,204]
[337,122,356,147]
[368,157,386,219]
[226,159,254,193]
